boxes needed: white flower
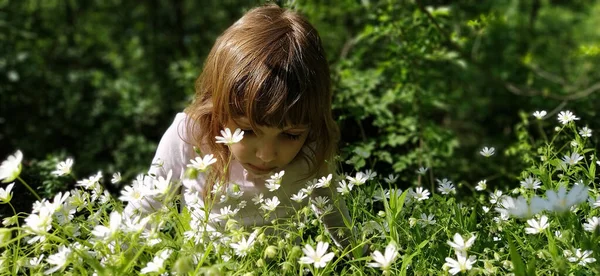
[525,215,549,234]
[437,178,456,195]
[111,172,122,184]
[562,152,584,166]
[532,110,547,119]
[346,172,369,186]
[480,147,495,157]
[187,154,217,171]
[76,171,103,190]
[495,195,547,219]
[260,196,280,212]
[298,242,335,269]
[230,230,258,257]
[91,211,122,239]
[367,243,399,272]
[583,217,600,232]
[215,128,244,145]
[579,126,592,137]
[140,248,173,274]
[44,245,71,275]
[365,170,377,180]
[419,213,436,227]
[265,179,281,192]
[566,249,596,266]
[557,110,579,125]
[315,174,333,188]
[0,150,23,183]
[0,183,14,203]
[311,196,329,209]
[447,233,476,254]
[51,158,74,177]
[336,180,354,195]
[544,184,588,213]
[291,191,307,203]
[489,190,503,204]
[410,187,430,201]
[384,174,399,184]
[475,180,487,191]
[444,253,476,275]
[252,193,264,205]
[416,167,428,175]
[520,176,541,190]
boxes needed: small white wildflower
[410,187,430,201]
[476,180,487,191]
[480,147,495,157]
[562,152,584,166]
[525,215,549,234]
[336,180,354,195]
[583,217,600,232]
[298,242,335,269]
[0,150,23,183]
[437,178,456,195]
[140,248,173,274]
[187,154,217,171]
[384,174,399,184]
[346,172,369,186]
[215,128,244,145]
[566,249,596,266]
[0,183,14,203]
[111,172,122,184]
[419,213,436,227]
[578,126,592,137]
[367,242,399,273]
[265,179,281,192]
[532,110,547,119]
[260,196,280,212]
[520,176,541,190]
[447,233,476,254]
[557,110,579,125]
[315,174,332,188]
[291,191,307,203]
[51,158,74,177]
[444,253,476,275]
[416,167,428,175]
[230,230,258,257]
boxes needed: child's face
[225,117,310,176]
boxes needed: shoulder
[149,112,198,179]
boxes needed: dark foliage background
[1,0,599,216]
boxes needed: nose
[256,139,277,163]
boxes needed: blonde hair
[184,4,339,197]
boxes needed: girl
[131,4,352,248]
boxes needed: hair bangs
[229,53,320,130]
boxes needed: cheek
[229,142,249,161]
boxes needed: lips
[245,163,276,174]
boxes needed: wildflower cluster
[0,112,598,275]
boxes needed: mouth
[244,163,276,175]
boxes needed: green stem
[17,176,41,201]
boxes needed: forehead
[232,117,309,130]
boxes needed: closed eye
[284,133,301,140]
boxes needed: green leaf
[507,234,527,276]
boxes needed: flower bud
[378,211,386,218]
[281,261,293,272]
[256,259,265,268]
[0,228,11,247]
[264,245,278,259]
[278,239,286,248]
[290,246,302,258]
[185,167,198,179]
[173,256,195,275]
